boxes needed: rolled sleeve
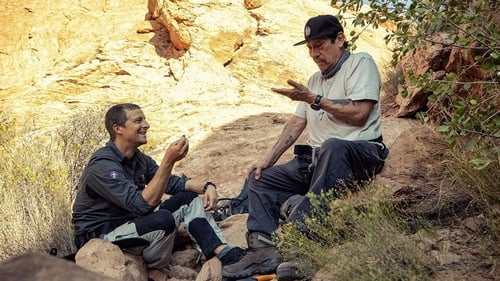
[165,174,189,195]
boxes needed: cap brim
[293,39,307,46]
[293,32,337,46]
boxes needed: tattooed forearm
[271,139,279,149]
[265,115,306,164]
[272,134,295,149]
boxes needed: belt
[368,136,386,150]
[295,136,386,167]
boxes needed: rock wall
[1,0,393,146]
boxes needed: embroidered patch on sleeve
[107,170,124,180]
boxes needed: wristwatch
[310,95,322,110]
[203,181,217,193]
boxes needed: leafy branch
[334,0,499,169]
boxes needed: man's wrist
[203,181,217,193]
[310,95,322,110]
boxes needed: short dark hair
[105,103,141,140]
[327,34,349,49]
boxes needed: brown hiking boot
[222,232,283,279]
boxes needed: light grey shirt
[294,52,382,147]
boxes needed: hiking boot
[222,232,283,279]
[276,262,306,281]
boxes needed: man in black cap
[223,15,388,280]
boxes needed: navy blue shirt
[72,141,187,236]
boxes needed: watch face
[310,95,322,110]
[310,103,321,110]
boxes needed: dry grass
[444,146,500,247]
[0,107,106,261]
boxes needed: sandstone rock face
[154,0,257,65]
[244,0,263,9]
[1,0,393,149]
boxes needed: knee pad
[159,191,198,212]
[135,209,176,236]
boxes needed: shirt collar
[106,140,128,163]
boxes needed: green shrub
[276,186,435,280]
[335,0,499,250]
[336,0,498,170]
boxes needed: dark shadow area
[381,66,402,118]
[147,19,186,59]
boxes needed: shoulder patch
[107,170,124,180]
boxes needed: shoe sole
[277,274,308,281]
[223,262,280,279]
[278,276,306,281]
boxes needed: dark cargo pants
[247,137,388,235]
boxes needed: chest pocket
[133,167,148,190]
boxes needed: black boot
[222,232,283,279]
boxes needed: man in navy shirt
[72,103,243,270]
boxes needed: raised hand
[164,135,189,163]
[271,79,314,103]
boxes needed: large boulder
[75,238,148,281]
[0,252,117,281]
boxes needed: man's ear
[335,32,345,46]
[112,123,122,136]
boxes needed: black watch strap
[203,181,217,193]
[310,95,322,110]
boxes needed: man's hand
[164,135,189,163]
[271,79,315,103]
[246,158,273,181]
[202,185,218,211]
[146,136,188,206]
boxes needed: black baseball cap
[294,15,344,46]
